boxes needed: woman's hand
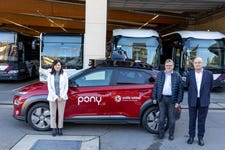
[175,103,180,108]
[57,97,63,102]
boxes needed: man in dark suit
[186,57,213,146]
[153,59,183,141]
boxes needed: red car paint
[13,66,161,133]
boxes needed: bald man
[186,57,213,146]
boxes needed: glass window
[0,32,16,62]
[0,32,15,43]
[173,47,181,70]
[116,69,149,84]
[184,38,225,69]
[115,37,159,67]
[8,44,18,61]
[75,69,113,86]
[0,44,10,61]
[41,35,83,69]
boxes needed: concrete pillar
[84,0,107,68]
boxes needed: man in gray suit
[186,57,213,146]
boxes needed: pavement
[11,135,99,150]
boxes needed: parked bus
[109,29,162,69]
[162,30,225,88]
[0,31,39,80]
[39,33,84,81]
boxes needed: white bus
[39,33,84,81]
[162,30,225,88]
[109,29,162,69]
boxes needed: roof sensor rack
[89,58,153,70]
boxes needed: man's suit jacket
[152,71,183,104]
[186,69,213,107]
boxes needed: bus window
[162,30,225,88]
[0,31,39,80]
[185,38,224,68]
[8,45,18,61]
[39,33,85,81]
[172,47,181,71]
[110,29,161,69]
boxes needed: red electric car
[13,60,174,134]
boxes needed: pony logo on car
[77,96,102,105]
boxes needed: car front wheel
[27,103,50,131]
[142,106,168,134]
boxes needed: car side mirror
[149,77,155,83]
[69,80,79,87]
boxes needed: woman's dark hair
[50,59,64,75]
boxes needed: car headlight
[13,92,28,105]
[8,70,19,74]
[14,99,20,105]
[17,92,28,95]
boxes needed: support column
[84,0,107,68]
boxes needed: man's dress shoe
[187,137,194,144]
[169,135,174,141]
[198,138,204,146]
[158,134,164,139]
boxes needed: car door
[110,68,152,118]
[65,68,114,118]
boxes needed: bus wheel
[142,106,168,134]
[27,103,50,131]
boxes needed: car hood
[18,82,48,93]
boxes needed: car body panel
[111,84,153,117]
[65,86,113,117]
[13,63,172,133]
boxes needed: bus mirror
[89,59,94,66]
[32,39,40,50]
[18,42,23,50]
[160,47,163,54]
[173,41,182,47]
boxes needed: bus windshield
[184,38,225,69]
[0,32,15,43]
[115,36,160,67]
[0,31,39,80]
[0,32,17,62]
[41,35,83,69]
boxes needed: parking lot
[0,79,225,150]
